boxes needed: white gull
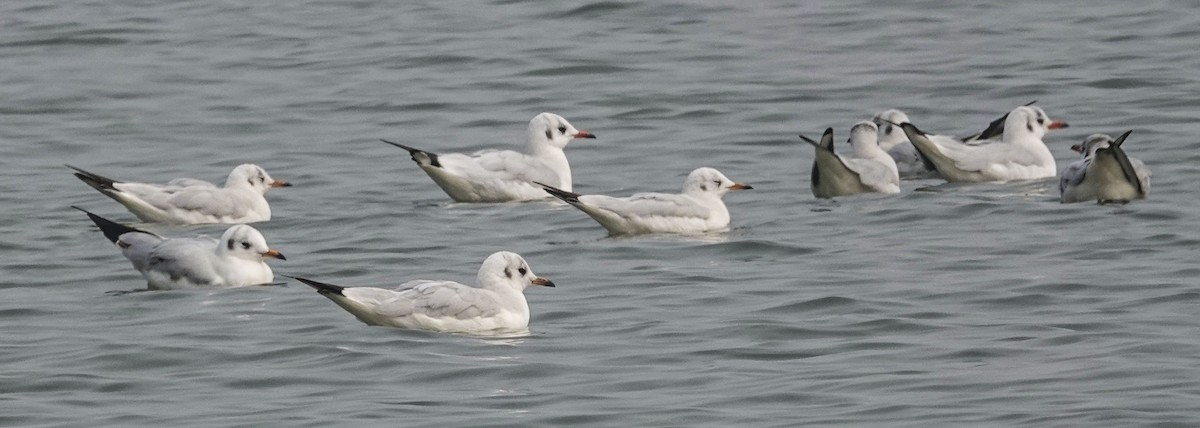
[382,112,595,202]
[68,164,290,224]
[75,207,285,290]
[1059,130,1150,203]
[803,121,900,198]
[289,251,554,335]
[538,167,752,236]
[897,105,1068,182]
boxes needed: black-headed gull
[874,101,1038,179]
[873,109,935,179]
[1059,131,1150,204]
[382,112,595,202]
[898,105,1068,182]
[67,164,291,225]
[802,121,900,199]
[75,207,285,290]
[537,167,752,236]
[289,251,554,335]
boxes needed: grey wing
[117,232,167,272]
[470,150,562,185]
[164,188,253,219]
[165,178,217,188]
[387,281,499,320]
[145,237,223,286]
[589,193,711,219]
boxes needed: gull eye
[241,242,252,250]
[518,267,527,275]
[558,126,567,133]
[1037,118,1045,125]
[712,180,722,185]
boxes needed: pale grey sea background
[3,1,1199,426]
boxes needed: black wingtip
[381,139,441,167]
[535,181,581,204]
[72,206,146,244]
[283,275,346,296]
[1110,130,1133,149]
[65,164,119,191]
[800,127,836,152]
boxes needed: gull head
[1072,134,1113,157]
[1004,106,1068,142]
[682,167,752,197]
[848,121,882,156]
[478,251,554,291]
[227,164,291,194]
[219,224,286,261]
[527,112,595,150]
[872,109,911,148]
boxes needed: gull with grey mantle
[538,167,752,236]
[382,112,595,202]
[1059,130,1150,204]
[68,163,291,224]
[898,105,1068,182]
[290,251,554,335]
[802,121,900,198]
[873,102,1033,179]
[75,207,285,290]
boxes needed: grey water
[3,1,1199,426]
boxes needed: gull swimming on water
[897,105,1068,183]
[67,164,291,224]
[538,167,752,236]
[75,207,285,290]
[802,121,900,199]
[874,101,1039,179]
[381,112,595,202]
[1059,130,1150,204]
[289,251,554,335]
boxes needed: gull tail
[1101,130,1143,195]
[66,164,121,193]
[381,139,441,167]
[799,128,835,152]
[535,181,582,204]
[72,206,147,245]
[285,275,346,296]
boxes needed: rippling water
[3,1,1200,426]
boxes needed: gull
[873,101,1037,179]
[537,167,752,236]
[897,105,1068,182]
[1059,130,1150,204]
[289,251,554,335]
[381,112,595,202]
[802,121,900,199]
[67,164,291,224]
[74,207,285,290]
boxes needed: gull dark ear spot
[227,240,235,251]
[545,129,552,139]
[700,184,707,191]
[1026,122,1034,133]
[504,268,512,279]
[885,124,893,135]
